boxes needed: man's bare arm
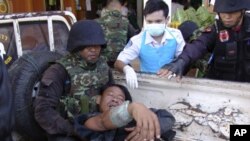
[84,102,161,140]
[114,60,126,72]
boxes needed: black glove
[162,58,189,78]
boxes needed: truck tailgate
[114,72,250,141]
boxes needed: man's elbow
[114,60,126,72]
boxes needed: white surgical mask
[144,23,166,37]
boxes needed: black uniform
[0,57,14,141]
[180,13,250,82]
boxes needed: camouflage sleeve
[34,64,74,135]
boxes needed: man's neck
[153,34,164,44]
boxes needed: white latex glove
[123,65,138,89]
[0,42,6,59]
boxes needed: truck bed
[114,71,250,141]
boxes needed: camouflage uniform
[96,10,129,64]
[34,20,110,138]
[57,54,110,120]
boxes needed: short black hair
[104,0,126,7]
[100,83,132,102]
[143,0,169,17]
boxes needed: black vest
[207,14,250,82]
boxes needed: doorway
[45,0,61,11]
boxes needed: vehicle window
[0,23,17,67]
[19,21,50,54]
[19,21,69,55]
[53,21,69,55]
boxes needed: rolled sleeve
[34,64,73,135]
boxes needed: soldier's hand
[123,65,138,89]
[125,103,161,141]
[159,58,189,80]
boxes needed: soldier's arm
[34,64,74,135]
[179,26,217,64]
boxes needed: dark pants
[2,135,13,141]
[0,57,14,141]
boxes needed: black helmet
[178,21,198,42]
[67,20,106,53]
[214,0,249,13]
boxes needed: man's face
[79,45,101,64]
[145,10,168,25]
[107,0,122,11]
[99,86,126,112]
[219,11,243,28]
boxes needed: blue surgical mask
[144,23,166,37]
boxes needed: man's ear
[165,16,170,24]
[96,95,101,105]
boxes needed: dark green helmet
[67,20,106,53]
[214,0,249,13]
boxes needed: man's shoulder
[166,27,182,34]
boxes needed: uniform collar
[74,53,97,70]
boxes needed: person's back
[97,0,130,68]
[97,10,128,67]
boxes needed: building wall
[11,0,45,13]
[8,0,86,20]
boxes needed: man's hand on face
[125,103,161,141]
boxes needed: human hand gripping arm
[125,102,161,141]
[84,101,161,141]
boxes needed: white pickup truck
[1,11,250,141]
